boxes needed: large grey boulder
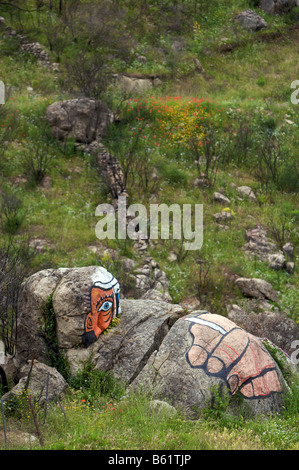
[133,311,288,417]
[260,0,296,14]
[46,98,114,143]
[16,268,71,367]
[2,360,68,404]
[88,299,183,383]
[235,10,268,31]
[16,266,121,366]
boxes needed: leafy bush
[68,359,126,405]
[0,189,23,235]
[0,238,33,355]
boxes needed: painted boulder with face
[51,266,121,350]
[82,268,121,347]
[16,266,122,366]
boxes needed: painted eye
[98,301,112,312]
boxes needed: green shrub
[68,359,126,405]
[40,295,70,380]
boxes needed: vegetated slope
[0,0,298,451]
[1,0,297,321]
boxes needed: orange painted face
[82,286,116,347]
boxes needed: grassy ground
[0,0,298,451]
[1,367,298,450]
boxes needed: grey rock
[244,226,277,259]
[283,242,294,260]
[227,304,299,356]
[235,9,267,31]
[16,268,70,366]
[237,185,257,202]
[260,0,296,14]
[46,98,114,143]
[91,299,184,384]
[213,211,233,223]
[213,192,231,204]
[149,399,177,417]
[113,74,153,94]
[267,253,286,270]
[286,261,295,274]
[235,277,278,301]
[2,360,68,404]
[133,311,287,417]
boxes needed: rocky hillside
[0,0,298,426]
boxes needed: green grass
[1,366,298,450]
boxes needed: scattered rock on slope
[46,98,114,143]
[244,226,295,273]
[237,185,257,202]
[2,361,68,404]
[227,303,299,356]
[235,277,278,301]
[259,0,296,14]
[235,10,268,31]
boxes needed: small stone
[283,242,294,260]
[286,261,295,274]
[168,252,178,262]
[267,253,286,271]
[213,192,231,204]
[213,211,233,223]
[237,186,257,202]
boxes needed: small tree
[254,132,284,191]
[22,139,52,185]
[62,49,108,99]
[0,190,23,235]
[0,238,33,355]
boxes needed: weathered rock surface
[16,268,71,367]
[112,73,162,94]
[235,10,268,31]
[235,277,278,301]
[212,192,231,204]
[46,98,114,143]
[244,226,276,258]
[260,0,296,14]
[213,211,233,223]
[227,303,299,356]
[237,185,257,202]
[133,311,287,417]
[15,266,176,379]
[2,360,68,404]
[88,299,184,383]
[243,226,295,273]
